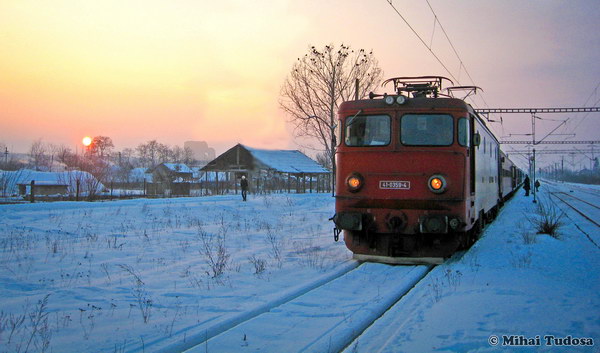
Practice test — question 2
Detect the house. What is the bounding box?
[129,167,153,183]
[148,163,193,196]
[6,169,105,198]
[200,144,331,193]
[18,181,68,197]
[150,163,193,183]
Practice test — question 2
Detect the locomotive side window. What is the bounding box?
[344,115,391,147]
[458,118,470,147]
[401,114,453,146]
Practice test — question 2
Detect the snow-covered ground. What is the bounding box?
[0,193,350,353]
[346,181,599,353]
[1,182,598,353]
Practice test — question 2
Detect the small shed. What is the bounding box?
[129,167,153,183]
[11,169,105,199]
[148,163,193,196]
[151,163,193,183]
[201,144,331,194]
[18,181,68,196]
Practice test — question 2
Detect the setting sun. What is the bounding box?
[82,136,92,147]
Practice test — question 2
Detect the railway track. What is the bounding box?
[181,262,433,353]
[545,183,600,249]
[549,191,600,228]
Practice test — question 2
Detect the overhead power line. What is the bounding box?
[422,0,488,108]
[385,1,460,86]
[476,107,600,114]
[509,150,598,154]
[500,140,600,145]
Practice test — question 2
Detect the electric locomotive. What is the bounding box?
[332,76,520,264]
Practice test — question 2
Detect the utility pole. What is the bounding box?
[531,114,538,203]
[476,106,600,199]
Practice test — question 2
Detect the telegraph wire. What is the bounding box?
[569,94,600,134]
[385,0,503,138]
[423,0,487,107]
[384,0,460,85]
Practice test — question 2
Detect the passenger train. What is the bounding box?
[332,76,523,264]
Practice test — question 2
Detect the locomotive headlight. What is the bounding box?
[396,95,407,104]
[428,175,447,193]
[346,173,364,193]
[384,95,395,105]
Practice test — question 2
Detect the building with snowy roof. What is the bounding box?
[146,163,194,196]
[200,144,331,194]
[0,169,105,199]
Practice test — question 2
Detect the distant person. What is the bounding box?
[523,175,531,196]
[240,175,248,201]
[534,180,541,192]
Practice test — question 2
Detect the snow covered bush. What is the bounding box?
[530,200,564,239]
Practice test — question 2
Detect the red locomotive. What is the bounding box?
[332,76,522,264]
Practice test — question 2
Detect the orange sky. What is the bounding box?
[1,0,599,168]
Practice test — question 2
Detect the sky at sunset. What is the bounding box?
[1,0,599,169]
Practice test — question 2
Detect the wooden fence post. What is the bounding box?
[76,179,80,201]
[30,180,35,203]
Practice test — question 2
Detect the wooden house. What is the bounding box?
[148,163,193,196]
[200,144,331,194]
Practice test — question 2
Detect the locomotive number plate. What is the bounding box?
[379,180,410,190]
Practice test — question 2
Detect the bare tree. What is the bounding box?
[0,141,5,165]
[121,148,135,165]
[280,43,383,178]
[58,156,108,200]
[90,136,114,158]
[0,169,31,197]
[157,143,171,164]
[316,151,332,170]
[171,145,183,163]
[0,142,24,171]
[136,140,161,168]
[182,146,195,165]
[29,139,52,171]
[53,144,74,168]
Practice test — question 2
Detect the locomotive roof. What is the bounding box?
[339,96,471,112]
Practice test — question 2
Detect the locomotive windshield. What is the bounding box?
[345,114,391,146]
[401,114,453,146]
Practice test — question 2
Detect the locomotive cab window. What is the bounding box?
[458,118,470,147]
[401,114,453,146]
[345,114,391,147]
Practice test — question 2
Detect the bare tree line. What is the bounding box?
[1,138,197,172]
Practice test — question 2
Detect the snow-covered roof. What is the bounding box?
[1,169,105,194]
[161,163,193,173]
[130,167,152,182]
[13,170,91,185]
[243,145,329,174]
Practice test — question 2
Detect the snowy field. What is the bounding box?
[0,193,351,352]
[1,182,599,352]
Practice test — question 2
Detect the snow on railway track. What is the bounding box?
[183,263,432,353]
[550,191,600,227]
[544,181,600,248]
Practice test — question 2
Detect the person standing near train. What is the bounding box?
[240,175,248,202]
[523,175,531,196]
